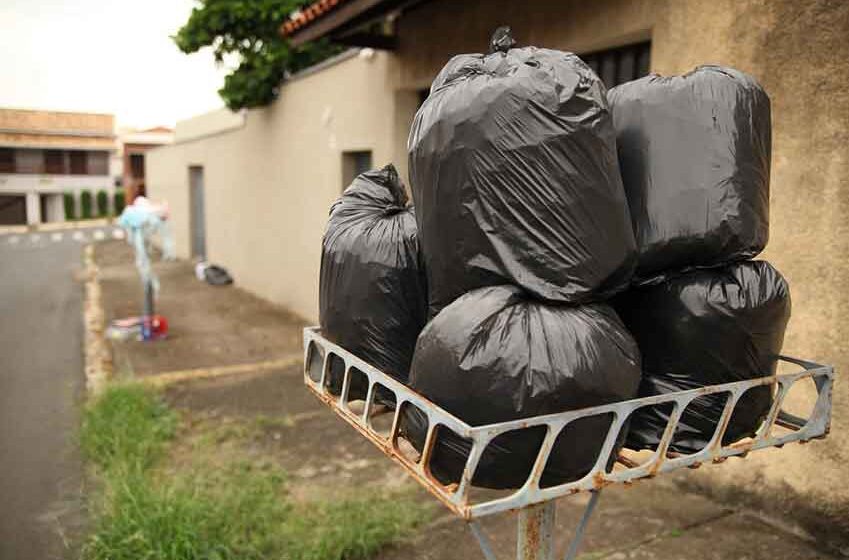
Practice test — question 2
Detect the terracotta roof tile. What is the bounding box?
[282,0,345,36]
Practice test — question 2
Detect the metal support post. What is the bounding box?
[517,501,556,560]
[142,278,154,340]
[563,490,602,560]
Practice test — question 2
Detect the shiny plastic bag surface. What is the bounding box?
[616,261,791,454]
[408,41,636,316]
[403,285,641,489]
[319,164,428,397]
[608,66,771,283]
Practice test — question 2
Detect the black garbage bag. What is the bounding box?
[408,29,636,316]
[607,66,771,284]
[319,164,428,398]
[203,264,233,286]
[401,285,641,489]
[616,261,791,454]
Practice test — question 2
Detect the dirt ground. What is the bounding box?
[95,240,839,560]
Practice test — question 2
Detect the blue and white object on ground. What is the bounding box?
[117,197,175,341]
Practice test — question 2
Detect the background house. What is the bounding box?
[147,0,849,544]
[0,108,116,225]
[119,126,174,202]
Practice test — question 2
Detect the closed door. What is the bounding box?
[189,166,206,259]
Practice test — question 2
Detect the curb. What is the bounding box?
[140,355,304,389]
[83,244,113,394]
[0,218,113,236]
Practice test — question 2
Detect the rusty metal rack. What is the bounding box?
[303,327,834,560]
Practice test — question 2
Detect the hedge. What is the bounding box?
[63,192,76,220]
[96,190,109,217]
[80,190,93,219]
[114,190,126,215]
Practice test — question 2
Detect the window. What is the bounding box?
[129,153,145,179]
[0,148,13,173]
[45,150,66,174]
[581,41,651,88]
[69,151,87,175]
[15,149,44,174]
[87,151,109,175]
[341,150,373,190]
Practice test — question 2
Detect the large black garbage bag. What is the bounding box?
[408,34,636,316]
[616,261,791,454]
[319,164,428,398]
[402,286,641,489]
[607,66,771,283]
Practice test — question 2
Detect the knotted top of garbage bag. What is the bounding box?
[332,163,408,220]
[489,25,516,53]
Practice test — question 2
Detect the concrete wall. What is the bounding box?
[147,50,408,322]
[396,0,849,546]
[173,108,245,143]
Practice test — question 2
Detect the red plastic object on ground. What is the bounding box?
[142,314,168,341]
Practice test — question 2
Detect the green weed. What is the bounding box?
[80,384,430,560]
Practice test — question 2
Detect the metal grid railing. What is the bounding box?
[303,327,833,521]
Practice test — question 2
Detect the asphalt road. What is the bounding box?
[0,226,119,559]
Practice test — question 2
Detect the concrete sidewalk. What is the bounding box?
[95,240,838,560]
[97,240,305,377]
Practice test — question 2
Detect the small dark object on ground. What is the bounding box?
[203,264,233,286]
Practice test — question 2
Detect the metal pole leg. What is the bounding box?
[469,520,499,560]
[142,279,154,340]
[563,490,602,560]
[517,501,556,560]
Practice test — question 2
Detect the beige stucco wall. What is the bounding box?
[147,49,409,322]
[172,108,245,143]
[396,0,849,545]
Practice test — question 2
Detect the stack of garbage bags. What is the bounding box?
[319,32,791,488]
[608,66,791,454]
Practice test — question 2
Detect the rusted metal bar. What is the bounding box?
[517,502,556,560]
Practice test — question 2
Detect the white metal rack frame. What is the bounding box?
[302,327,834,559]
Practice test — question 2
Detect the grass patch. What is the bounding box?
[287,496,427,560]
[80,384,430,560]
[83,464,290,560]
[81,384,177,473]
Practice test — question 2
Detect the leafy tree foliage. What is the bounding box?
[174,0,342,111]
